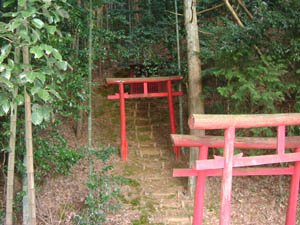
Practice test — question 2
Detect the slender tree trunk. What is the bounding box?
[24,85,36,225]
[76,0,83,138]
[6,88,18,225]
[6,35,20,225]
[174,0,184,153]
[97,4,104,76]
[22,7,36,221]
[184,0,205,195]
[88,0,93,178]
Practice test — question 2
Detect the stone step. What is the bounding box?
[159,199,182,209]
[139,148,161,157]
[150,215,192,225]
[164,216,192,224]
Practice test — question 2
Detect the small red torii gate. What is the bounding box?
[172,113,300,225]
[106,76,183,161]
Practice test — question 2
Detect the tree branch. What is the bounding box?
[223,0,263,58]
[165,10,183,16]
[237,0,254,20]
[224,0,244,27]
[197,3,225,14]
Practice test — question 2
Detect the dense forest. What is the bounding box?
[0,0,300,224]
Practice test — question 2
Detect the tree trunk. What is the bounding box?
[174,0,184,153]
[6,34,20,225]
[184,0,205,195]
[22,10,36,222]
[24,86,36,225]
[6,88,18,225]
[97,4,104,76]
[75,0,83,138]
[88,0,93,178]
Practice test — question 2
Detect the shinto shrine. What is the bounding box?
[106,76,183,161]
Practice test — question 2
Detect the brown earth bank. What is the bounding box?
[1,76,300,225]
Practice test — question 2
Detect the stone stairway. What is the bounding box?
[119,98,194,225]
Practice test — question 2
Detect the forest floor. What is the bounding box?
[2,76,300,224]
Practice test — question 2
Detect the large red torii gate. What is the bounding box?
[106,76,183,161]
[172,113,300,225]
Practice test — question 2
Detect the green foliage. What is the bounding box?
[0,206,4,225]
[200,0,300,115]
[74,145,125,225]
[0,0,70,123]
[33,130,84,183]
[10,120,83,183]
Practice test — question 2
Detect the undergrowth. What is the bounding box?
[74,145,126,225]
[0,206,4,224]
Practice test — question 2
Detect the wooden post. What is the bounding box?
[119,83,128,161]
[286,147,300,225]
[193,146,208,225]
[277,125,286,155]
[167,80,180,159]
[220,127,235,225]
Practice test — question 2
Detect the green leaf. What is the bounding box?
[18,0,27,7]
[8,19,22,31]
[2,70,11,80]
[42,0,52,4]
[15,94,24,105]
[0,77,13,89]
[40,106,51,121]
[32,110,43,125]
[0,44,11,64]
[38,89,51,102]
[0,65,5,72]
[52,48,62,61]
[55,61,68,71]
[30,86,40,95]
[20,71,36,83]
[21,7,37,18]
[37,73,46,84]
[42,44,54,55]
[49,89,61,100]
[32,18,44,29]
[8,59,14,68]
[20,29,31,42]
[2,100,10,114]
[56,8,70,19]
[296,69,300,74]
[31,28,41,43]
[30,46,44,59]
[0,22,8,33]
[46,25,56,35]
[4,0,15,8]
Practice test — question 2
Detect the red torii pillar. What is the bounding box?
[106,76,183,161]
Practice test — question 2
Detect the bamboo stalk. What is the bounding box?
[174,0,184,155]
[5,89,18,225]
[88,0,93,178]
[22,4,37,221]
[6,29,20,225]
[24,84,37,225]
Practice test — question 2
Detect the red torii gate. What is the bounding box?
[106,76,183,161]
[172,113,300,225]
